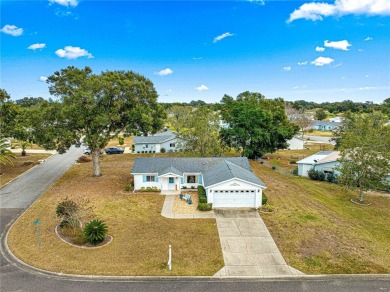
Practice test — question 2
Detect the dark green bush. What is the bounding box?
[289,160,297,164]
[160,147,166,153]
[84,219,108,245]
[199,197,207,204]
[118,136,124,145]
[198,203,212,211]
[262,193,268,205]
[272,166,276,170]
[308,169,325,181]
[292,167,299,176]
[197,185,207,206]
[124,184,131,191]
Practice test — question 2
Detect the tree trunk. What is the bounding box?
[359,188,364,203]
[21,149,26,156]
[92,149,101,177]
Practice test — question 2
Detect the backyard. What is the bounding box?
[251,161,390,274]
[7,153,223,276]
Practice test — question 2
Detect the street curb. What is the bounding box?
[0,153,56,189]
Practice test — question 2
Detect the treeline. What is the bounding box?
[285,99,390,114]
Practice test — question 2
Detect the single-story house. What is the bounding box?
[329,117,343,123]
[286,136,305,150]
[133,130,179,153]
[313,121,341,131]
[297,151,341,177]
[131,157,267,208]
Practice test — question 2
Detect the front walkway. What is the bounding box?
[161,195,215,219]
[214,209,304,277]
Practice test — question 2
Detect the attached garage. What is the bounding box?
[213,190,257,208]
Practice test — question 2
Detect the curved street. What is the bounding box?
[0,146,389,291]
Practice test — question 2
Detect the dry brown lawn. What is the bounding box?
[301,130,334,137]
[7,154,223,276]
[251,161,390,274]
[0,154,52,186]
[106,136,134,149]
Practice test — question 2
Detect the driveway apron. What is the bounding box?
[214,210,303,277]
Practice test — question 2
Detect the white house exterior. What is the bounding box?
[286,136,305,150]
[313,121,341,131]
[297,151,341,177]
[133,130,179,153]
[131,157,267,209]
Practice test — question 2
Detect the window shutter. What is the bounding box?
[181,177,184,184]
[156,176,159,182]
[143,175,146,182]
[199,174,203,184]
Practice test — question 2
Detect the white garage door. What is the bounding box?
[213,190,256,208]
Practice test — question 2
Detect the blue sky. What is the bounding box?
[1,0,389,103]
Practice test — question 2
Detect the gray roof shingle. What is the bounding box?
[131,157,266,188]
[133,130,176,144]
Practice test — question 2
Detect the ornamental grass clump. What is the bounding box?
[84,219,108,245]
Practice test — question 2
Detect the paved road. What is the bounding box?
[1,146,390,291]
[0,146,83,208]
[303,135,335,145]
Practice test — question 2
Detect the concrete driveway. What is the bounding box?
[214,209,303,277]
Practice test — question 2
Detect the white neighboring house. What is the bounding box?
[131,157,267,209]
[329,117,343,123]
[133,130,179,153]
[297,151,341,178]
[313,121,341,131]
[286,136,305,150]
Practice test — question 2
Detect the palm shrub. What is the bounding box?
[0,138,16,166]
[56,199,80,234]
[19,140,32,156]
[84,219,108,245]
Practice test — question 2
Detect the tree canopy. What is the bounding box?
[177,106,224,156]
[220,92,299,158]
[35,66,165,176]
[337,112,390,203]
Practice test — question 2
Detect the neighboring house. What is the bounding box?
[297,151,341,178]
[329,117,343,123]
[131,157,267,208]
[133,130,179,153]
[286,136,305,150]
[313,121,341,131]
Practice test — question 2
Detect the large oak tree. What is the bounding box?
[220,91,299,158]
[38,66,164,176]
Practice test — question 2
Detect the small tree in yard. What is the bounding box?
[0,138,16,166]
[34,66,165,177]
[337,112,390,203]
[19,140,31,156]
[56,199,80,234]
[84,219,108,245]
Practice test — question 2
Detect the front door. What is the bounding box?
[168,177,175,190]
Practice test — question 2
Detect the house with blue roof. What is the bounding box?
[131,157,267,208]
[133,130,179,153]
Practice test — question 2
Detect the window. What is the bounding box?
[170,143,175,148]
[187,175,197,183]
[145,144,149,148]
[146,175,155,182]
[169,177,174,184]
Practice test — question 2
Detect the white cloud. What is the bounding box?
[293,85,307,89]
[324,40,351,51]
[315,46,325,52]
[49,0,78,7]
[287,0,390,23]
[311,56,334,66]
[297,61,308,66]
[365,75,369,78]
[55,46,94,59]
[359,86,376,90]
[39,76,48,82]
[195,84,209,91]
[154,68,173,76]
[28,43,46,50]
[358,49,364,52]
[282,66,292,72]
[365,36,373,41]
[1,24,23,36]
[247,0,265,5]
[193,57,202,60]
[213,32,234,43]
